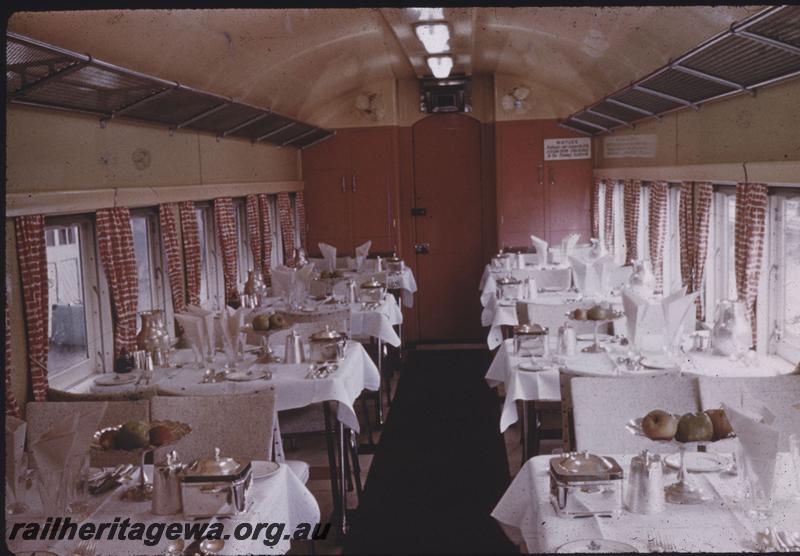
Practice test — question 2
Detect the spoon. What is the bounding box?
[199,538,225,555]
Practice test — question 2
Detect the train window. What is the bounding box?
[268,195,283,267]
[195,205,225,310]
[782,198,800,341]
[638,185,650,266]
[44,218,107,387]
[234,199,254,290]
[131,211,172,334]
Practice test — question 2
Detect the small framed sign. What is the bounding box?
[544,137,592,161]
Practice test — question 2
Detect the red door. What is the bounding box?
[412,115,484,342]
[304,167,352,254]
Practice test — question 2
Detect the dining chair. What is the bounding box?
[697,375,800,450]
[26,400,150,468]
[571,375,701,454]
[150,390,276,463]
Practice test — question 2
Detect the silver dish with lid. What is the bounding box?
[180,448,252,518]
[308,325,347,362]
[491,252,513,270]
[513,323,549,355]
[359,277,387,303]
[496,276,522,301]
[549,451,623,518]
[386,256,405,273]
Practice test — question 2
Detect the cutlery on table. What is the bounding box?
[72,539,96,556]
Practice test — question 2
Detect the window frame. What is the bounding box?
[195,203,226,310]
[44,215,112,389]
[767,190,800,362]
[130,208,174,337]
[233,198,254,291]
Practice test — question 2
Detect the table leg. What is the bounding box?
[322,402,342,530]
[375,339,385,427]
[338,419,348,537]
[521,401,529,464]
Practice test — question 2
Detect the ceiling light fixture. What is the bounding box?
[412,7,445,21]
[414,22,450,54]
[427,55,453,79]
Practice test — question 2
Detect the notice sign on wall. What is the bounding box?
[603,134,658,158]
[543,137,591,161]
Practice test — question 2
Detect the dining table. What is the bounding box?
[67,340,380,539]
[308,261,418,308]
[492,451,800,553]
[486,337,796,435]
[6,463,320,555]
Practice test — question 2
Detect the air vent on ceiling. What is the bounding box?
[419,76,472,114]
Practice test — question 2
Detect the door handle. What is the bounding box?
[414,243,430,254]
[538,163,543,185]
[549,166,555,186]
[352,175,357,193]
[341,176,346,193]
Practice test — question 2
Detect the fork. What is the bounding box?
[73,539,97,556]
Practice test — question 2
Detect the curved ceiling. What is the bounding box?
[8,7,761,126]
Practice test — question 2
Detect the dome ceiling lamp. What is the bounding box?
[501,85,531,112]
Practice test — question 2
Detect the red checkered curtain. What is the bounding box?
[96,208,139,357]
[257,194,274,280]
[623,180,641,264]
[213,197,239,305]
[591,178,602,239]
[692,183,713,319]
[678,182,695,289]
[245,195,263,272]
[734,183,768,346]
[14,215,49,402]
[5,293,20,417]
[277,192,296,262]
[179,201,202,306]
[159,204,186,313]
[648,181,669,294]
[679,182,714,318]
[296,191,307,249]
[603,181,615,252]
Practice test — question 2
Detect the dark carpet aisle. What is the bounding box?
[344,349,517,554]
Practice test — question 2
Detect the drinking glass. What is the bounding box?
[789,433,800,501]
[6,453,31,515]
[37,468,69,515]
[741,452,777,519]
[66,454,91,519]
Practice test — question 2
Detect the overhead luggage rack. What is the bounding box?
[5,31,334,149]
[560,5,800,136]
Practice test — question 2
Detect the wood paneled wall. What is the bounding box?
[495,119,592,248]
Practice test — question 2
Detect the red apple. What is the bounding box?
[641,409,678,441]
[704,409,734,441]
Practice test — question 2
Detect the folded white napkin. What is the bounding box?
[562,233,580,259]
[621,287,648,349]
[220,306,248,354]
[175,313,207,357]
[185,304,216,357]
[569,254,613,296]
[661,287,697,347]
[355,241,372,272]
[724,402,780,499]
[29,403,106,503]
[5,416,27,492]
[530,235,549,268]
[318,243,337,273]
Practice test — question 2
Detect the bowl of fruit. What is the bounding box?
[628,408,735,504]
[92,420,191,501]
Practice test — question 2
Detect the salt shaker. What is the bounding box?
[153,450,183,515]
[558,323,577,356]
[625,450,665,514]
[517,252,526,269]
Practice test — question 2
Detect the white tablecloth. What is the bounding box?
[485,338,796,432]
[7,464,320,555]
[492,452,800,553]
[309,261,417,308]
[348,295,402,346]
[79,342,380,433]
[480,265,573,307]
[482,292,588,349]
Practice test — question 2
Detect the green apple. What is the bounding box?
[641,409,678,441]
[269,313,286,330]
[115,420,150,450]
[587,305,605,320]
[252,314,271,331]
[675,412,714,443]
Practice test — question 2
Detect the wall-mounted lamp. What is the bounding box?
[414,22,450,54]
[426,55,454,79]
[501,85,531,112]
[355,92,385,121]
